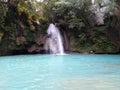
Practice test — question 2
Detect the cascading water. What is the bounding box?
[45,23,64,55]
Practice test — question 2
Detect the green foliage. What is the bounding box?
[44,0,118,53]
[0,1,8,31]
[0,1,8,55]
[0,0,46,55]
[0,0,119,55]
[45,0,91,25]
[18,0,46,20]
[0,0,19,55]
[71,28,117,53]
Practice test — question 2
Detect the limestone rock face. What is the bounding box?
[16,36,26,45]
[36,35,46,45]
[28,35,46,53]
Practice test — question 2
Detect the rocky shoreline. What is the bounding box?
[2,50,117,56]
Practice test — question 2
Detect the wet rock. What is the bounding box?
[16,36,26,45]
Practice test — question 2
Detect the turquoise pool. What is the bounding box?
[0,54,120,90]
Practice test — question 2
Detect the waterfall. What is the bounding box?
[45,23,64,55]
[91,0,95,4]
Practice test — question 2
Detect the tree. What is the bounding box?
[43,0,117,53]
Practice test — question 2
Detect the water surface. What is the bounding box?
[0,54,120,90]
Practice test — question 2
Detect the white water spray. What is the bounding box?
[45,23,64,55]
[91,0,95,4]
